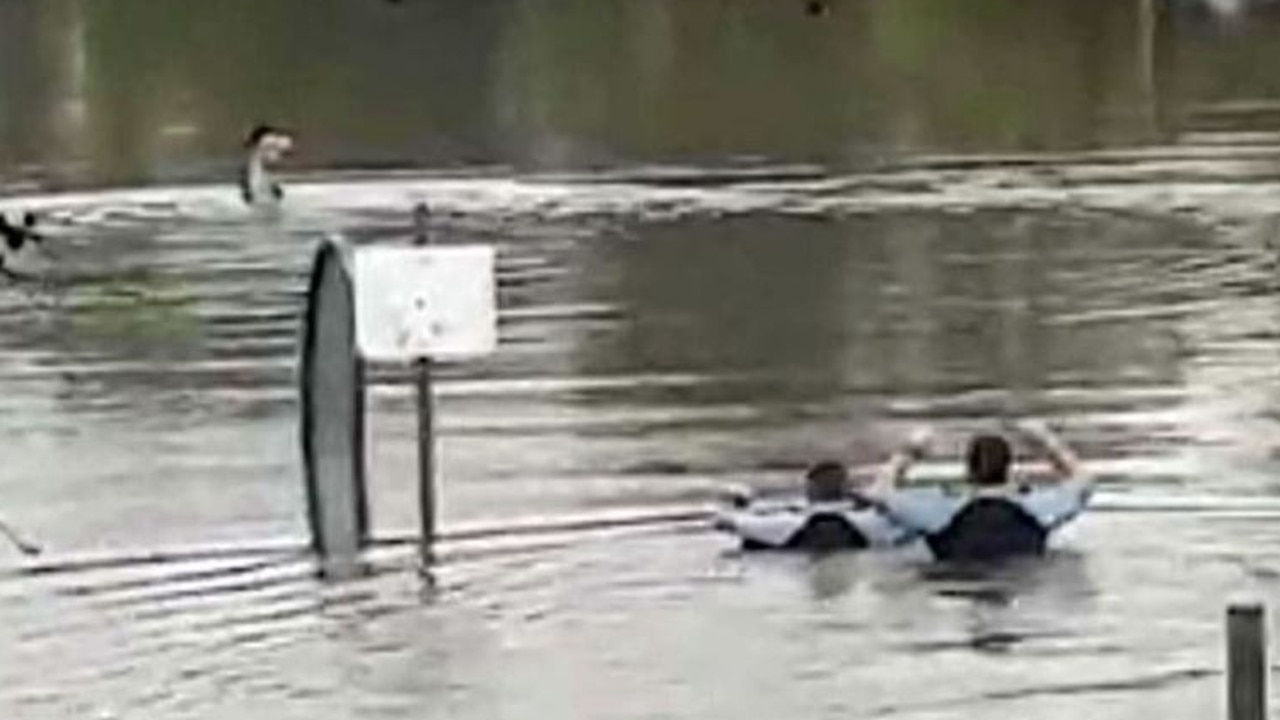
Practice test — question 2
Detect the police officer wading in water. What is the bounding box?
[862,420,1091,562]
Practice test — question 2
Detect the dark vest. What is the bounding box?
[926,497,1047,562]
[779,512,870,552]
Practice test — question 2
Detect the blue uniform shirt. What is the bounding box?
[881,480,1093,537]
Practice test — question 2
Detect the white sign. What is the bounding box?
[353,245,497,362]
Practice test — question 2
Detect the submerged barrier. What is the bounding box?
[298,204,496,578]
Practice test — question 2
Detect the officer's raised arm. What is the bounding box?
[1008,419,1086,485]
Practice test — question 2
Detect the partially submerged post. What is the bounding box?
[411,203,437,566]
[1227,602,1267,720]
[299,237,370,579]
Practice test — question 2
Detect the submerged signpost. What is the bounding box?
[412,204,437,566]
[300,203,497,578]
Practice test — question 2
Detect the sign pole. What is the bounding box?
[350,205,494,573]
[412,203,437,568]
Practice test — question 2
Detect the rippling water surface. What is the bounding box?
[6,1,1280,718]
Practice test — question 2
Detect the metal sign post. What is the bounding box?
[412,203,437,567]
[300,205,496,579]
[351,205,497,569]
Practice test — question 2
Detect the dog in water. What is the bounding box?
[0,212,43,278]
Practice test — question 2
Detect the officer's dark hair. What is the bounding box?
[805,461,850,502]
[966,434,1012,487]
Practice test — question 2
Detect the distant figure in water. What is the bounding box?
[863,420,1091,562]
[0,212,42,278]
[240,124,294,206]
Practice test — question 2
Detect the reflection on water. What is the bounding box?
[4,0,1280,718]
[3,0,1280,187]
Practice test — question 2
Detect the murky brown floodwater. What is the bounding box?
[5,1,1280,718]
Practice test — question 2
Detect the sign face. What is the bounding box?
[353,245,497,361]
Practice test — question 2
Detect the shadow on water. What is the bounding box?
[740,542,1096,615]
[911,549,1101,661]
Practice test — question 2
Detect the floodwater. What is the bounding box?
[4,0,1280,718]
